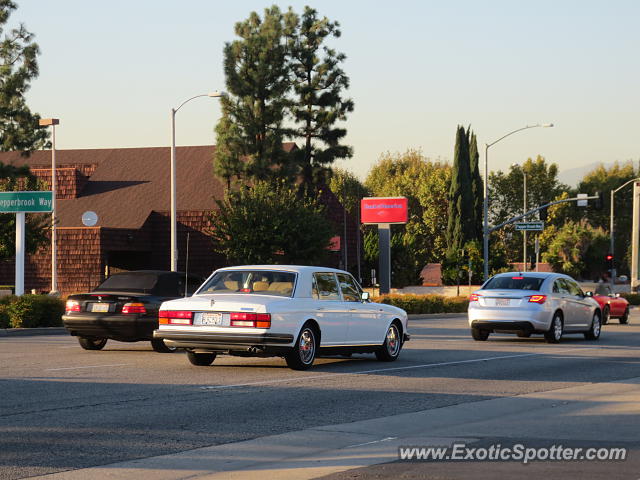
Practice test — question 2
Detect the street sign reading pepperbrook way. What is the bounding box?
[0,191,53,212]
[515,221,544,231]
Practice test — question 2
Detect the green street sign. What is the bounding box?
[0,191,53,213]
[515,221,544,231]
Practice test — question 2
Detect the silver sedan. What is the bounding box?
[468,272,602,343]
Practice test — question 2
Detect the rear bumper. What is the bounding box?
[153,329,294,352]
[470,320,538,333]
[62,314,157,341]
[468,308,551,331]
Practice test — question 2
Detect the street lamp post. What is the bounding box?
[610,177,640,289]
[483,123,553,280]
[39,118,60,294]
[170,91,226,272]
[511,164,528,271]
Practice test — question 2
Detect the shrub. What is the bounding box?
[374,294,468,314]
[619,293,640,306]
[6,295,64,328]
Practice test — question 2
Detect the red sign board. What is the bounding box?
[361,197,408,224]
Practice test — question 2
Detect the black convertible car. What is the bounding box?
[62,270,203,352]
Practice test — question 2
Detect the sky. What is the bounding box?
[14,0,640,183]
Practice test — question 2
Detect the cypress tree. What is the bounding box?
[468,128,483,242]
[446,125,475,254]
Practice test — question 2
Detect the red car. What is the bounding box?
[589,284,630,324]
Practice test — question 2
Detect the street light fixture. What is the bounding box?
[483,123,553,280]
[609,177,640,289]
[170,91,226,272]
[39,118,60,295]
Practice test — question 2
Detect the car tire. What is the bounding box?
[78,337,107,350]
[620,306,630,324]
[584,311,602,340]
[471,327,490,341]
[602,306,610,325]
[545,313,563,343]
[187,351,216,366]
[517,331,531,338]
[150,338,176,353]
[285,324,318,370]
[375,322,402,362]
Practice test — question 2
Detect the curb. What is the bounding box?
[0,327,67,337]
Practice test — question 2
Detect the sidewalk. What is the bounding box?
[0,327,66,337]
[30,377,640,480]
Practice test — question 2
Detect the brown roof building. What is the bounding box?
[0,145,357,295]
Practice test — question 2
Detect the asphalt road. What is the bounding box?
[1,313,639,479]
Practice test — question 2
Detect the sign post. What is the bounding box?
[361,197,408,294]
[0,191,53,295]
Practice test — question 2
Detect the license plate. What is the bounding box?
[495,298,510,306]
[91,303,110,313]
[201,312,223,326]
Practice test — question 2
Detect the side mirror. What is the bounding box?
[585,291,593,297]
[361,291,370,302]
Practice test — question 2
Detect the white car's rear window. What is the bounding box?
[484,276,545,291]
[197,270,296,297]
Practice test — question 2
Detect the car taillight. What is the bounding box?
[528,295,547,304]
[159,310,193,325]
[469,294,480,302]
[122,303,146,314]
[65,300,81,313]
[230,312,271,328]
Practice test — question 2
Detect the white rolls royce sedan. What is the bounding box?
[153,265,409,370]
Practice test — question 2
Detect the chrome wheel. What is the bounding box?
[553,317,563,341]
[298,328,316,364]
[385,325,401,357]
[585,311,601,340]
[286,324,318,370]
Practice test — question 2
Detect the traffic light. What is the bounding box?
[594,191,604,210]
[605,253,614,271]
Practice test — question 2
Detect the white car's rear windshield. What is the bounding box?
[197,270,296,297]
[484,276,545,291]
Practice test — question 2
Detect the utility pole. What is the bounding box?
[631,182,640,291]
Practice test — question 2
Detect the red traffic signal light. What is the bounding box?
[605,254,613,262]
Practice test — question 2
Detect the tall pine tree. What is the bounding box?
[0,0,49,152]
[286,7,354,191]
[214,6,294,187]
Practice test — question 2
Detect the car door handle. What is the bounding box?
[316,307,325,311]
[349,308,357,312]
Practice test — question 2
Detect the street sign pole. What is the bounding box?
[378,223,391,295]
[632,183,640,291]
[15,212,25,295]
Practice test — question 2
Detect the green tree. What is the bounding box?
[365,149,451,287]
[214,6,294,187]
[0,1,49,152]
[576,161,637,275]
[0,163,49,260]
[488,155,569,263]
[468,129,483,241]
[287,7,354,191]
[541,220,608,279]
[209,180,334,265]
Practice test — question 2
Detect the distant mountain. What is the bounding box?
[557,162,603,188]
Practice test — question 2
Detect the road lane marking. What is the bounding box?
[46,363,129,371]
[201,349,581,391]
[346,436,398,448]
